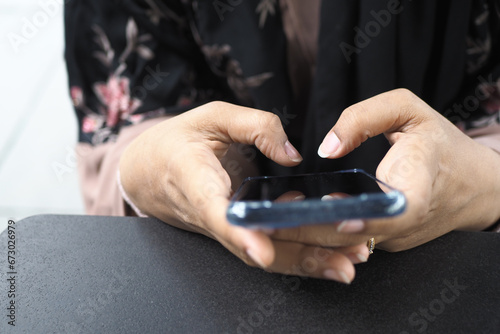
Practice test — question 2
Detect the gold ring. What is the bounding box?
[367,238,375,254]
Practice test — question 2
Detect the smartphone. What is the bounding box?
[226,169,406,229]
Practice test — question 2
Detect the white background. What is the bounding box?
[0,0,85,234]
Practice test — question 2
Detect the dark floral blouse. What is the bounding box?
[65,0,500,173]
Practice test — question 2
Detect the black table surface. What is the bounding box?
[0,215,499,333]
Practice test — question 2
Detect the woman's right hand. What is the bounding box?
[119,102,370,283]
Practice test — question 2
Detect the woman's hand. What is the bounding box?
[119,102,370,283]
[317,89,500,251]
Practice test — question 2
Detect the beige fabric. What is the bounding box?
[77,115,260,217]
[465,125,500,231]
[466,125,500,154]
[279,0,321,98]
[279,0,321,139]
[77,117,169,216]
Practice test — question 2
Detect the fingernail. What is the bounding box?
[246,249,266,268]
[324,269,351,284]
[336,219,365,233]
[318,132,340,158]
[321,194,342,201]
[321,195,334,201]
[347,253,367,264]
[284,140,303,162]
[293,195,306,201]
[356,253,368,263]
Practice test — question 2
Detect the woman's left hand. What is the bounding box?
[273,89,500,252]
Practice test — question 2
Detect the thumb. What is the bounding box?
[195,101,303,166]
[317,89,430,159]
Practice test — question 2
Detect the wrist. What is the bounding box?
[117,170,147,217]
[488,150,500,228]
[457,142,500,231]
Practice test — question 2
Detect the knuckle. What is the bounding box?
[394,88,414,100]
[274,226,307,244]
[343,104,368,129]
[343,103,368,121]
[392,88,421,120]
[393,88,420,110]
[251,112,286,155]
[286,226,306,244]
[264,112,284,132]
[203,101,231,126]
[340,104,373,144]
[291,226,307,243]
[205,100,228,111]
[248,110,268,129]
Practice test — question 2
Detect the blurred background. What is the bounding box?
[0,0,85,233]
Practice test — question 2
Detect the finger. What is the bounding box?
[318,88,432,159]
[269,240,356,284]
[179,151,277,266]
[211,200,358,284]
[271,223,372,248]
[180,153,364,277]
[191,101,303,166]
[274,191,305,202]
[333,244,371,264]
[207,195,277,268]
[366,138,435,240]
[322,192,350,200]
[164,134,361,281]
[332,140,436,249]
